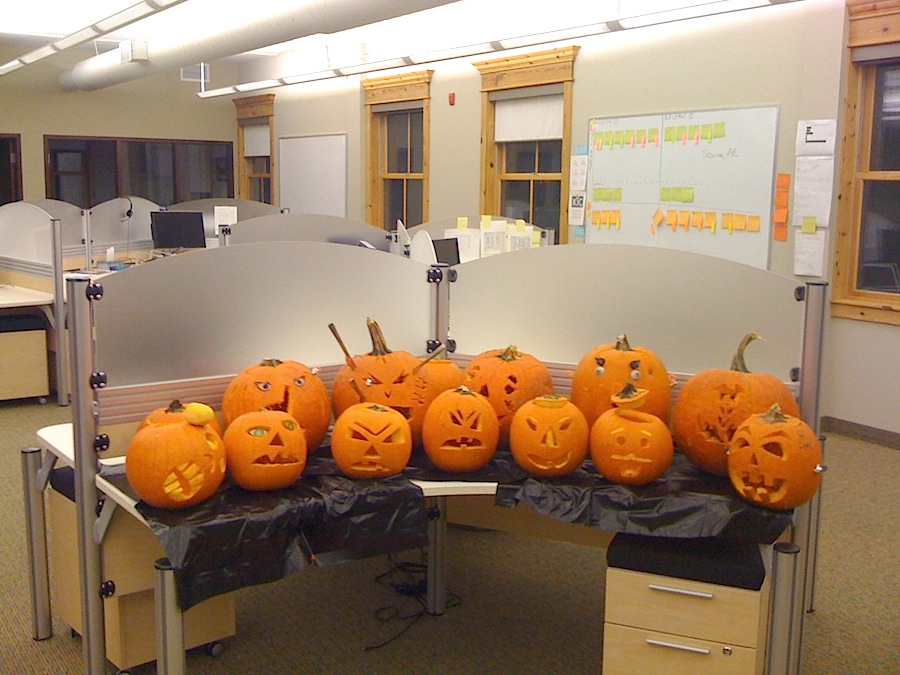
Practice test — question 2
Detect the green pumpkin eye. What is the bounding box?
[282,420,297,431]
[248,426,269,437]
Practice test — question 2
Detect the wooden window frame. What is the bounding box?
[833,1,900,325]
[1,134,23,206]
[363,71,432,229]
[475,46,578,244]
[234,94,275,205]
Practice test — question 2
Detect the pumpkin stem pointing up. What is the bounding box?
[499,345,523,361]
[166,399,186,413]
[615,334,631,351]
[760,403,786,424]
[328,323,358,369]
[367,317,393,356]
[260,358,283,368]
[412,343,447,375]
[730,332,761,373]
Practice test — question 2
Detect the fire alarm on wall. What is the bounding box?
[449,92,456,106]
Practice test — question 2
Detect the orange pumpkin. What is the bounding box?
[590,384,674,486]
[331,402,412,479]
[223,409,308,491]
[727,404,825,510]
[138,399,223,437]
[125,404,226,509]
[422,386,500,473]
[570,334,671,428]
[510,394,589,477]
[672,333,801,476]
[222,358,331,451]
[409,356,465,447]
[464,345,554,444]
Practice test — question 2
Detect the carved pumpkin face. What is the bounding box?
[510,395,589,477]
[223,409,308,491]
[222,358,331,451]
[464,346,554,445]
[590,391,674,486]
[422,386,500,473]
[672,333,801,476]
[408,357,465,447]
[727,404,824,510]
[126,408,226,509]
[331,403,412,479]
[571,335,671,429]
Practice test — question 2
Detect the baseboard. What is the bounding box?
[820,417,900,450]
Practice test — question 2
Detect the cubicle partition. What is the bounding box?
[228,212,391,250]
[23,240,825,674]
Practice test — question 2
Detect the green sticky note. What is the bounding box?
[802,216,817,234]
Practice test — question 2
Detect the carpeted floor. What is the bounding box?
[1,398,897,674]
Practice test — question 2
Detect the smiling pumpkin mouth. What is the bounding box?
[527,451,572,469]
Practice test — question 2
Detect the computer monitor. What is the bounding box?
[432,237,460,266]
[150,211,207,250]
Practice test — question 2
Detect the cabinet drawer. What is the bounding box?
[603,622,759,675]
[605,568,766,647]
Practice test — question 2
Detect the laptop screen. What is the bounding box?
[432,237,461,266]
[150,211,207,250]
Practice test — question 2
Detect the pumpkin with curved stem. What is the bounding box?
[222,358,331,451]
[463,345,554,445]
[571,334,671,428]
[727,404,825,510]
[223,409,307,491]
[590,383,674,486]
[509,394,589,477]
[138,399,223,437]
[422,386,500,473]
[126,405,226,509]
[331,402,412,479]
[672,333,801,476]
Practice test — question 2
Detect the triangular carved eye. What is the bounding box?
[450,410,482,430]
[762,442,784,457]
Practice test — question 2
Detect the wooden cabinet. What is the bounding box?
[0,328,48,400]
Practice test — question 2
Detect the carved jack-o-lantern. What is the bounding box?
[510,395,589,477]
[571,334,672,428]
[331,403,412,479]
[422,386,500,473]
[464,345,554,445]
[590,385,674,486]
[408,356,465,447]
[727,404,825,510]
[222,358,331,451]
[126,405,226,509]
[223,409,308,491]
[673,333,801,476]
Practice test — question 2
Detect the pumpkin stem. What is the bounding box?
[412,343,447,375]
[166,400,186,413]
[260,358,283,368]
[760,403,787,424]
[616,382,640,399]
[454,385,478,396]
[328,322,358,369]
[348,377,366,403]
[367,317,393,356]
[730,332,761,372]
[615,334,631,351]
[499,345,522,362]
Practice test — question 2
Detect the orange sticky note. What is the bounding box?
[722,213,735,233]
[774,223,788,242]
[691,211,703,229]
[612,211,621,229]
[747,215,761,232]
[775,189,790,208]
[705,212,717,232]
[667,210,678,231]
[777,173,792,190]
[678,211,690,230]
[774,206,789,225]
[734,214,747,231]
[652,208,665,227]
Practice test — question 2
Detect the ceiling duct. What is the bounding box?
[59,0,460,91]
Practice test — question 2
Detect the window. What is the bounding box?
[475,47,578,244]
[44,136,233,208]
[1,134,22,206]
[234,95,275,205]
[834,3,900,325]
[364,71,432,229]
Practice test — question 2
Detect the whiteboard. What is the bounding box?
[278,134,347,217]
[585,106,778,269]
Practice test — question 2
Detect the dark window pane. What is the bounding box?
[249,177,271,203]
[123,141,175,205]
[384,178,405,226]
[858,181,900,293]
[506,142,537,173]
[533,180,561,233]
[386,113,409,173]
[501,180,531,221]
[410,111,423,174]
[537,140,562,173]
[871,64,900,171]
[176,143,232,201]
[406,179,423,226]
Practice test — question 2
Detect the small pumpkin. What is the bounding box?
[422,386,500,473]
[590,384,674,486]
[125,404,226,509]
[223,409,308,491]
[727,404,825,510]
[222,358,331,451]
[138,399,223,437]
[509,394,589,477]
[570,334,671,428]
[331,402,412,479]
[672,333,801,476]
[464,345,554,444]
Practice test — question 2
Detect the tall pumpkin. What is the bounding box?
[464,345,554,444]
[222,358,331,451]
[571,335,671,428]
[672,333,801,476]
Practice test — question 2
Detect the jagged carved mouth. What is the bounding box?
[252,452,302,465]
[440,438,485,451]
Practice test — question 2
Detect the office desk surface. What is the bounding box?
[0,284,53,309]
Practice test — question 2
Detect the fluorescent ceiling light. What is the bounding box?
[280,71,339,85]
[52,27,102,51]
[0,61,25,76]
[618,0,769,28]
[498,23,611,50]
[19,46,59,64]
[408,43,496,65]
[233,80,282,92]
[197,86,238,99]
[337,57,413,76]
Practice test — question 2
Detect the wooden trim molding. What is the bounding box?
[363,70,433,106]
[233,94,275,121]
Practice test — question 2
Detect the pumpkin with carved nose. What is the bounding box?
[422,386,500,473]
[223,409,308,491]
[727,404,825,510]
[509,394,589,477]
[331,402,412,479]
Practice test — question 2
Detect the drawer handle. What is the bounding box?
[646,638,711,655]
[648,583,714,599]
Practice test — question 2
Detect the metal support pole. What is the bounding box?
[767,542,801,675]
[50,218,69,405]
[68,275,107,674]
[429,264,454,355]
[21,446,54,641]
[82,209,93,271]
[426,496,448,616]
[154,558,185,675]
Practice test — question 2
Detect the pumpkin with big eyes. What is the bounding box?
[223,409,308,491]
[509,395,589,477]
[331,403,412,479]
[727,404,825,510]
[422,386,500,473]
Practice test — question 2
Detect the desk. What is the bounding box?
[0,285,54,401]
